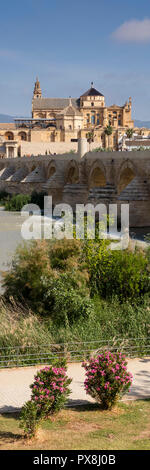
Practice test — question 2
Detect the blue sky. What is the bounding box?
[0,0,150,119]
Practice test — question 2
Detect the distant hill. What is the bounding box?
[0,114,150,128]
[0,114,15,123]
[134,120,150,129]
[0,114,27,123]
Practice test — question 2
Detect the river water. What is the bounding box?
[0,208,150,293]
[0,209,62,293]
[0,209,28,292]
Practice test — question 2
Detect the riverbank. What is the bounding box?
[0,208,149,293]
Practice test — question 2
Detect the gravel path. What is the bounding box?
[0,358,150,413]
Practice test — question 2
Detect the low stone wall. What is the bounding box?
[20,141,78,156]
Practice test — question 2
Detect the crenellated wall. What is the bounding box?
[0,150,150,227]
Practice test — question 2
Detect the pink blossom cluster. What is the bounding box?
[30,364,71,412]
[82,351,133,407]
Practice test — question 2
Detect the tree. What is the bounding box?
[104,125,113,149]
[126,128,134,139]
[86,130,94,151]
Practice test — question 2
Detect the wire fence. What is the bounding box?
[0,337,150,368]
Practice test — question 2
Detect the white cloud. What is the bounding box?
[112,18,150,43]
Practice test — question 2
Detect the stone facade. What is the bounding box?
[1,79,150,158]
[31,79,134,150]
[0,79,136,158]
[0,149,150,228]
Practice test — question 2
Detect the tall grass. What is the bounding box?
[0,295,150,367]
[1,238,150,366]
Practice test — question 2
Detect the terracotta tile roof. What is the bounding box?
[126,139,150,146]
[32,98,80,110]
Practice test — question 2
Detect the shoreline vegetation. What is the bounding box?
[0,234,150,367]
[0,217,150,450]
[0,191,46,212]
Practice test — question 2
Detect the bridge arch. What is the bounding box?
[30,164,36,173]
[117,160,136,194]
[47,161,56,179]
[65,160,79,184]
[88,160,106,188]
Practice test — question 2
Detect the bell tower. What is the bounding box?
[33,77,42,99]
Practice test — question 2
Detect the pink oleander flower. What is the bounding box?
[82,351,133,410]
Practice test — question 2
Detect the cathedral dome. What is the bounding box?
[80,82,104,97]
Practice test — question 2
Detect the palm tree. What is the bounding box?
[104,125,113,149]
[86,130,94,151]
[126,128,134,139]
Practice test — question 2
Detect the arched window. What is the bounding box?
[97,113,100,125]
[18,132,27,141]
[91,114,95,125]
[5,132,14,141]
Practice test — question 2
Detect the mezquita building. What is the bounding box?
[0,78,149,158]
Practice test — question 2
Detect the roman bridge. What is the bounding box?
[0,150,150,227]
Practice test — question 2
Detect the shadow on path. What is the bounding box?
[0,430,22,441]
[0,405,21,414]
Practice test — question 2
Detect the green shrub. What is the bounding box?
[20,400,39,438]
[3,237,150,330]
[84,240,150,301]
[48,239,81,270]
[43,273,94,324]
[82,352,133,409]
[20,365,72,438]
[3,240,91,321]
[3,191,47,211]
[3,191,48,211]
[3,241,52,313]
[5,194,31,211]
